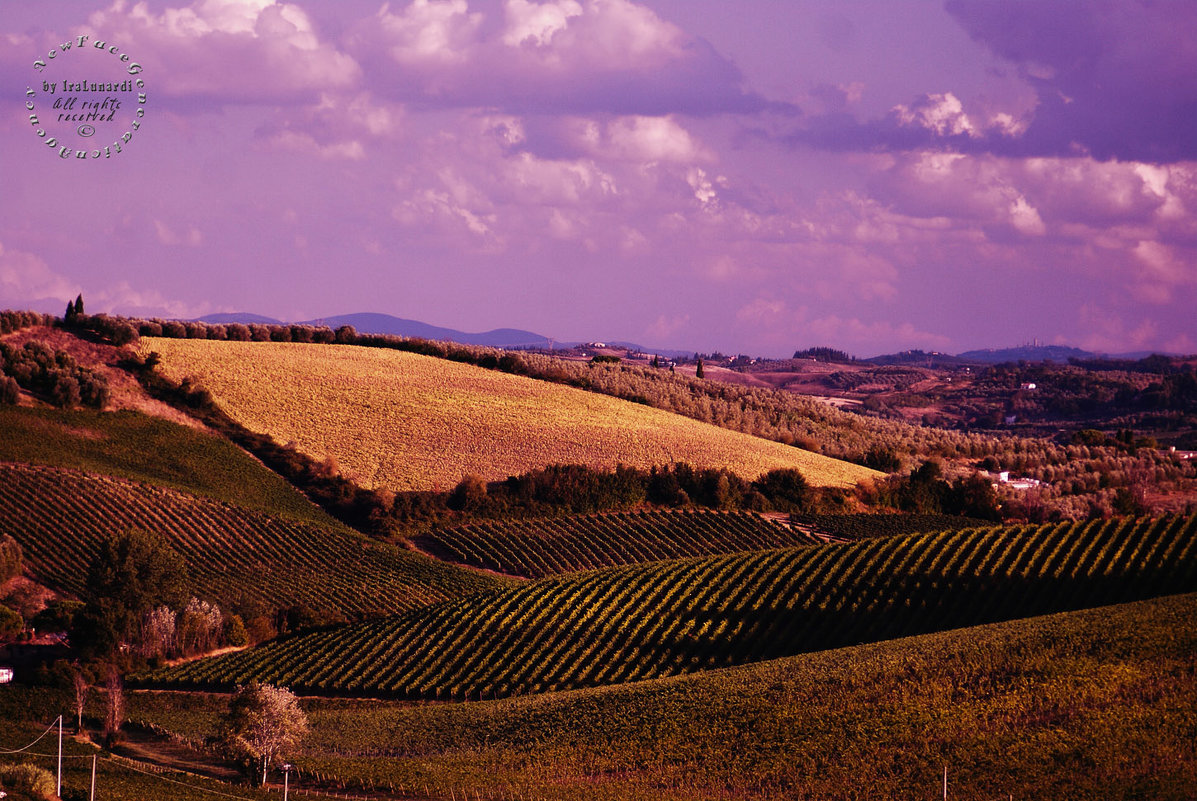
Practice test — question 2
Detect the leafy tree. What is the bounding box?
[76,529,188,657]
[223,614,249,647]
[30,599,83,634]
[218,682,309,786]
[0,534,22,584]
[448,474,488,511]
[0,375,18,405]
[753,468,811,512]
[862,446,902,473]
[0,605,23,641]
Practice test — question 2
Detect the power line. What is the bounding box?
[0,719,57,754]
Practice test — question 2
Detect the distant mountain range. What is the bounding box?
[196,312,704,356]
[199,312,555,350]
[867,344,1172,366]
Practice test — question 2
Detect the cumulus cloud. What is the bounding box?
[788,2,1195,163]
[945,0,1197,161]
[349,0,772,115]
[81,0,361,103]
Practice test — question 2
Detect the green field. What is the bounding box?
[0,462,504,617]
[140,515,1197,698]
[0,405,343,530]
[111,593,1197,800]
[416,509,819,578]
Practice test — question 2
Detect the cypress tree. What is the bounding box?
[696,358,705,379]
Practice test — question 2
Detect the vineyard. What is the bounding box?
[793,513,993,542]
[415,510,820,578]
[0,404,344,530]
[141,514,1197,698]
[0,463,504,619]
[140,338,880,492]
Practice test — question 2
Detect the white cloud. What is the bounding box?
[0,242,77,308]
[503,0,582,47]
[85,0,360,101]
[375,0,483,66]
[893,92,977,137]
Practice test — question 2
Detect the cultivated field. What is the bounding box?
[416,509,820,578]
[141,339,880,492]
[141,514,1197,698]
[0,404,340,529]
[118,593,1197,801]
[0,463,502,618]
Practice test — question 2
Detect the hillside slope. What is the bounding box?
[0,404,342,530]
[142,339,881,492]
[0,463,504,617]
[132,593,1196,801]
[141,514,1197,697]
[415,510,820,579]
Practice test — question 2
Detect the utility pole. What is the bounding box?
[283,763,293,801]
[943,764,948,800]
[57,715,63,798]
[90,753,97,801]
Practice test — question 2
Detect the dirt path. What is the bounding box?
[111,724,241,782]
[111,724,428,800]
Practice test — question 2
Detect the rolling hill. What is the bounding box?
[140,514,1197,698]
[141,338,881,492]
[415,509,821,579]
[0,462,504,618]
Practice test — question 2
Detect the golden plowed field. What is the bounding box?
[143,339,880,492]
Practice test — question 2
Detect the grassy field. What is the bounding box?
[0,405,343,530]
[0,462,505,617]
[116,592,1197,800]
[141,339,881,492]
[140,514,1197,698]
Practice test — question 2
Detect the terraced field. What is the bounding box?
[141,514,1197,698]
[416,510,820,578]
[141,339,881,492]
[0,463,504,618]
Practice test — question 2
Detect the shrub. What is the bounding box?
[0,763,57,800]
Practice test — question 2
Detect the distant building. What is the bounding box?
[1020,382,1037,390]
[0,667,13,684]
[993,471,1042,490]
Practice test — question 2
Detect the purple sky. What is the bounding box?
[2,0,1195,357]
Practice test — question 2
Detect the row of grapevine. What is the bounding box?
[415,510,820,578]
[0,462,502,619]
[141,513,1197,698]
[793,513,994,542]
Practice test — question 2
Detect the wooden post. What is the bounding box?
[90,753,97,801]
